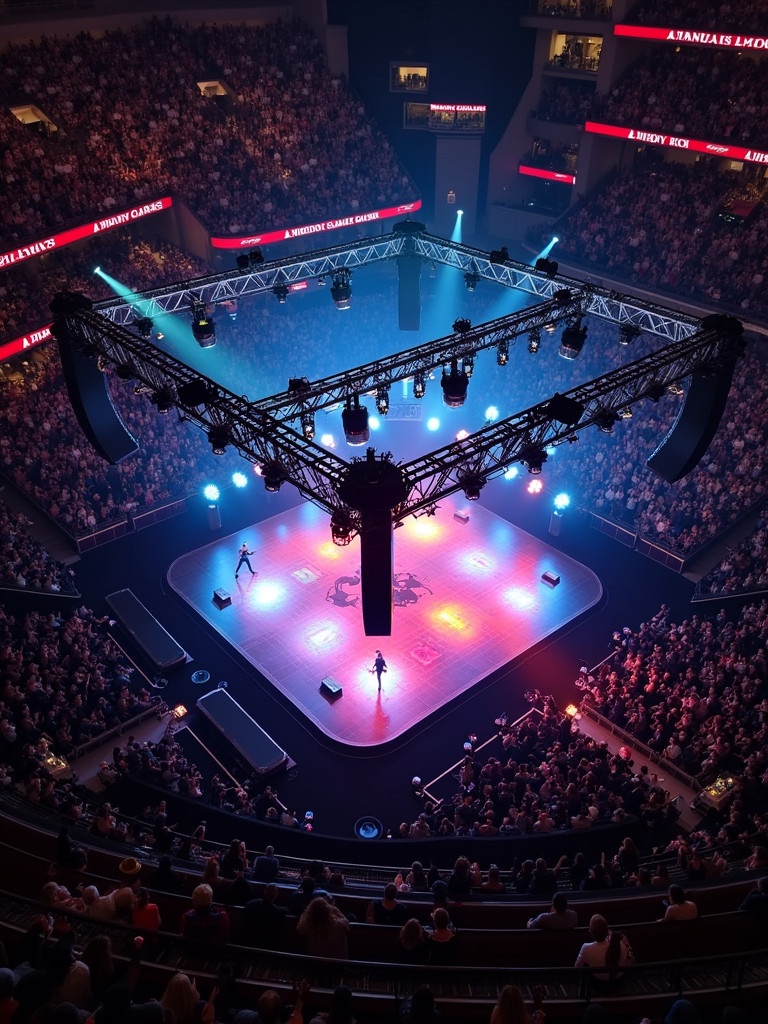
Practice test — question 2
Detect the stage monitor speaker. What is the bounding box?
[453,510,470,524]
[320,676,343,699]
[207,503,221,530]
[397,256,421,331]
[541,570,560,587]
[213,589,231,608]
[359,508,394,636]
[647,357,738,483]
[57,339,139,464]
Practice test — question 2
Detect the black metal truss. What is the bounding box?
[94,224,698,345]
[63,309,352,520]
[252,291,584,419]
[58,303,742,539]
[394,322,744,518]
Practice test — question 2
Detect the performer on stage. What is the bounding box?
[235,542,256,578]
[370,650,387,691]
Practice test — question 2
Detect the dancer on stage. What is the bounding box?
[235,542,256,578]
[370,650,387,691]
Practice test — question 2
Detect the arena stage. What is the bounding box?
[167,497,602,747]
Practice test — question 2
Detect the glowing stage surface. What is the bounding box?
[168,497,602,747]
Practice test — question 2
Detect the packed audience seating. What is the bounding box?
[0,603,159,776]
[625,0,767,33]
[554,161,768,321]
[1,229,212,353]
[0,498,78,594]
[0,346,243,535]
[579,600,768,802]
[591,47,768,147]
[0,17,415,249]
[697,507,768,597]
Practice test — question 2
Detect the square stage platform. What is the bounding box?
[167,497,601,747]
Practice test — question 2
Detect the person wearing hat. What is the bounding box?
[118,857,142,890]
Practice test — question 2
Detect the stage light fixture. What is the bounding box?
[559,317,587,360]
[134,383,151,396]
[458,470,484,501]
[535,257,559,279]
[453,317,472,335]
[330,510,355,546]
[207,422,232,455]
[441,358,469,408]
[619,406,633,419]
[375,386,390,415]
[668,382,684,396]
[646,381,666,402]
[330,268,352,310]
[594,407,619,434]
[528,328,541,354]
[261,459,287,492]
[462,353,475,378]
[317,275,327,286]
[133,316,153,339]
[232,472,248,488]
[413,372,426,399]
[300,410,315,440]
[496,339,509,365]
[191,301,216,348]
[273,284,289,304]
[619,324,641,346]
[203,484,220,502]
[489,246,510,264]
[554,492,571,510]
[464,271,480,292]
[520,445,547,475]
[342,395,370,446]
[151,386,175,414]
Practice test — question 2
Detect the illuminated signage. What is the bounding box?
[584,121,768,164]
[615,25,768,49]
[0,324,53,361]
[0,197,173,272]
[519,164,576,185]
[210,199,423,249]
[429,104,487,113]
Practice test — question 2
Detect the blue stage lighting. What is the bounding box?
[427,416,440,431]
[504,465,519,480]
[485,405,499,422]
[203,484,220,502]
[554,492,571,510]
[232,472,248,489]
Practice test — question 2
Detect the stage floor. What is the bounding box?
[167,498,602,747]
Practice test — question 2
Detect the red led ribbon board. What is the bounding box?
[210,199,423,249]
[583,121,768,165]
[0,197,173,272]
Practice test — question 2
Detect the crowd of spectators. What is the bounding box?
[579,600,768,815]
[625,0,767,33]
[0,344,243,535]
[554,161,768,321]
[0,230,213,343]
[0,16,416,248]
[395,701,681,849]
[0,603,158,782]
[0,498,77,593]
[591,48,768,147]
[697,507,768,597]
